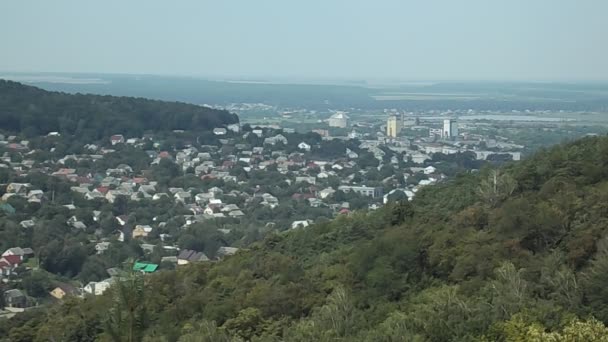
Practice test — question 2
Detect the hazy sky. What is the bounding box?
[1,0,607,81]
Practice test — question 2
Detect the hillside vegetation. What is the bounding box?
[4,136,608,341]
[0,80,238,138]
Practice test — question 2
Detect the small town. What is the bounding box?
[0,106,538,316]
[4,1,608,339]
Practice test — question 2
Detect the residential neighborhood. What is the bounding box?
[0,108,583,316]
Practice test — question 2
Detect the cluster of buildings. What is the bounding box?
[0,104,528,311]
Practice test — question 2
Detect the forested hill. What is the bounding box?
[0,79,238,138]
[5,136,608,341]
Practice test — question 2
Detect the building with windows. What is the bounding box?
[443,118,458,138]
[338,185,384,198]
[386,115,402,138]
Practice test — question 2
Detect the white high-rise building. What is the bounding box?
[386,115,402,138]
[442,119,458,138]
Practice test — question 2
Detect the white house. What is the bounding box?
[213,128,227,135]
[84,279,112,296]
[291,220,312,229]
[227,124,240,133]
[298,142,311,151]
[423,166,437,175]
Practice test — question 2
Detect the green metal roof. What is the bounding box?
[133,262,158,273]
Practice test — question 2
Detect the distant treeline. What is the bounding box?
[23,74,608,111]
[0,80,238,138]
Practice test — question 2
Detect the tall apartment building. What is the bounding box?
[386,115,402,138]
[442,118,458,138]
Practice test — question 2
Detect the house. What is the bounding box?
[419,179,433,186]
[110,135,125,145]
[346,149,359,159]
[50,283,81,300]
[317,172,330,179]
[84,190,104,201]
[260,193,279,208]
[138,184,156,195]
[295,176,316,185]
[227,124,240,133]
[3,289,27,308]
[6,183,30,195]
[93,211,102,222]
[2,247,33,260]
[308,198,324,208]
[140,244,156,254]
[71,221,87,230]
[174,191,192,203]
[133,262,158,273]
[291,220,312,229]
[221,204,239,212]
[216,247,239,258]
[95,242,111,254]
[411,153,431,164]
[318,187,336,199]
[19,219,35,229]
[213,128,227,135]
[264,134,288,146]
[0,255,22,277]
[116,215,128,226]
[202,206,215,215]
[106,189,131,203]
[27,190,44,202]
[84,279,113,296]
[116,164,134,174]
[338,185,384,198]
[132,225,153,239]
[423,166,437,175]
[383,189,416,204]
[153,193,169,201]
[298,142,311,151]
[177,250,210,265]
[228,210,245,217]
[161,256,178,264]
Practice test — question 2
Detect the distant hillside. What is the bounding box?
[10,73,608,111]
[4,136,608,341]
[0,79,238,138]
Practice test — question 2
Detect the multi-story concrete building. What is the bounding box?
[338,185,384,198]
[443,118,458,138]
[386,115,402,138]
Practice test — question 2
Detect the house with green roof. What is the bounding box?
[133,262,158,273]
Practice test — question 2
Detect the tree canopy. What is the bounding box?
[0,80,238,138]
[4,136,608,341]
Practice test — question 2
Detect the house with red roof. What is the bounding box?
[0,255,22,277]
[110,135,125,145]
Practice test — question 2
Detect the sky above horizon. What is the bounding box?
[1,1,607,82]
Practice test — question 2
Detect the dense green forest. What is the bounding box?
[4,136,608,341]
[0,80,238,138]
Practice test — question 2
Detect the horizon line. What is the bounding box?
[1,70,608,85]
